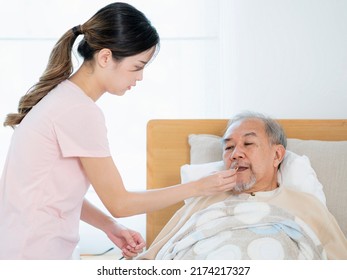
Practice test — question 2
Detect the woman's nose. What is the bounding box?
[137,70,144,81]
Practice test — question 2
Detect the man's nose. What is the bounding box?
[229,146,244,159]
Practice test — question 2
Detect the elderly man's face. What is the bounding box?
[222,119,283,193]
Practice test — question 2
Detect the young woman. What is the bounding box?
[0,2,236,260]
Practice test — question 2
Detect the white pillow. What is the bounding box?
[181,150,326,205]
[278,150,326,205]
[181,160,225,183]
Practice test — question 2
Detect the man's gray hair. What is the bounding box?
[225,111,287,148]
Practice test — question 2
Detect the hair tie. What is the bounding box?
[72,25,82,36]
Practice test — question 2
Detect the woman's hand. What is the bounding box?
[104,222,146,259]
[194,169,237,196]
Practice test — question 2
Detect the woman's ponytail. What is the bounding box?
[3,27,81,127]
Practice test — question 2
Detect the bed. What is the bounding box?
[146,119,347,247]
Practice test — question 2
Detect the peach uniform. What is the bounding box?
[0,80,110,259]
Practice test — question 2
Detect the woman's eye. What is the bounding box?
[244,142,253,146]
[225,146,234,151]
[132,66,144,72]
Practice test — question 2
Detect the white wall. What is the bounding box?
[219,0,347,118]
[1,0,346,255]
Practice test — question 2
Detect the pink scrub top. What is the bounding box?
[0,80,111,259]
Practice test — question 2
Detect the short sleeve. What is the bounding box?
[53,103,111,158]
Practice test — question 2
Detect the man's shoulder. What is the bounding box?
[277,186,326,208]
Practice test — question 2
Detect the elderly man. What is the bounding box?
[137,112,347,260]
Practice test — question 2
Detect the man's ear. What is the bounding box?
[96,48,113,67]
[274,145,286,168]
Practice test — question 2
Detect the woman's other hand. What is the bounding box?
[105,221,146,259]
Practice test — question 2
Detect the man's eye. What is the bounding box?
[225,146,234,151]
[245,142,253,146]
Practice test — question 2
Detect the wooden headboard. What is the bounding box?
[146,119,347,246]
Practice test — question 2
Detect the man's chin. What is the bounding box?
[233,177,256,194]
[232,185,252,194]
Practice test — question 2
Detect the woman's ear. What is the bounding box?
[274,145,286,168]
[96,48,113,67]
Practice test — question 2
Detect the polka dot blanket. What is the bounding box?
[155,201,326,260]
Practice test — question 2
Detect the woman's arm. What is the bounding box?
[79,156,236,218]
[81,198,145,258]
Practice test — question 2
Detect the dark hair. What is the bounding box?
[77,2,159,61]
[4,2,159,127]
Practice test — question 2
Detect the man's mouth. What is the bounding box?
[237,166,248,172]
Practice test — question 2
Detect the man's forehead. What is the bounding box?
[224,119,265,139]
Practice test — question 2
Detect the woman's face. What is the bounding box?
[103,47,156,96]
